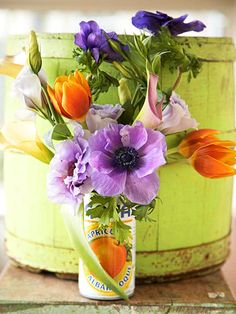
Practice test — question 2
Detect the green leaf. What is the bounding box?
[87,195,116,226]
[151,28,202,81]
[44,123,72,150]
[119,195,157,222]
[133,35,147,59]
[51,123,72,141]
[86,193,131,244]
[132,205,156,222]
[113,220,131,245]
[88,70,119,101]
[61,204,128,300]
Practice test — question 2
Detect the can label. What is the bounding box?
[79,209,135,300]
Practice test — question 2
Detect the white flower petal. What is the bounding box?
[159,93,198,135]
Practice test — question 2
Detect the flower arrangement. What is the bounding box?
[0,10,236,300]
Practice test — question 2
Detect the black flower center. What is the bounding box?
[113,147,139,170]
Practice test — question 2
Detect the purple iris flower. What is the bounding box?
[74,20,128,63]
[89,122,167,205]
[132,11,206,36]
[47,127,92,205]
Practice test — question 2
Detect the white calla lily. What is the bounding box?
[0,119,53,164]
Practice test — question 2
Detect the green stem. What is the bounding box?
[172,69,182,91]
[166,146,179,156]
[41,86,72,137]
[220,129,236,136]
[166,158,189,166]
[61,204,128,300]
[42,86,63,125]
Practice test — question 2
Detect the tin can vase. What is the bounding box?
[79,206,136,300]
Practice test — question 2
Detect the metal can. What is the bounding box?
[79,208,136,300]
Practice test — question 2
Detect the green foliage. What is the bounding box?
[113,219,132,245]
[88,71,119,101]
[86,193,132,244]
[119,195,157,222]
[151,28,202,80]
[73,48,119,101]
[73,29,203,123]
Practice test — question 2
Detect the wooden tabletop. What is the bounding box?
[0,264,235,313]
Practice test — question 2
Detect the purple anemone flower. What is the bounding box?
[132,11,206,36]
[47,128,92,205]
[89,122,167,205]
[74,20,128,63]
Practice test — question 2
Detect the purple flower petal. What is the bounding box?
[86,104,124,133]
[139,128,167,157]
[104,124,123,153]
[90,151,114,174]
[47,134,92,205]
[120,122,148,150]
[74,20,128,63]
[135,148,166,178]
[89,128,107,153]
[158,92,198,134]
[166,17,206,35]
[132,10,206,36]
[89,121,167,204]
[92,169,127,196]
[132,10,164,34]
[91,47,100,63]
[124,172,159,205]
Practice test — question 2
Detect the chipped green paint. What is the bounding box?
[6,228,230,279]
[3,34,236,279]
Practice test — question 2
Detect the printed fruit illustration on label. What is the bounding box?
[79,210,135,299]
[90,237,127,278]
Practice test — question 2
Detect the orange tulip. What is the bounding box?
[179,129,236,178]
[47,70,91,121]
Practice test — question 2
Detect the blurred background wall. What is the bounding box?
[0,0,235,296]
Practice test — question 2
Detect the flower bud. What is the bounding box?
[118,78,132,105]
[28,31,42,75]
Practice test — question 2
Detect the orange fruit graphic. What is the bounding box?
[90,237,127,278]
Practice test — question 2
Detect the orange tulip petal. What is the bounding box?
[47,84,71,118]
[47,71,91,121]
[55,76,68,84]
[191,153,236,178]
[183,129,220,142]
[179,134,236,158]
[54,81,63,105]
[179,129,220,157]
[74,71,91,97]
[197,145,236,166]
[62,82,90,121]
[47,85,62,113]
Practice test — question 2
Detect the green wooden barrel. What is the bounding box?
[4,34,236,280]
